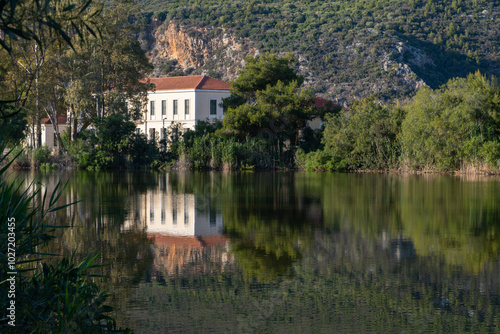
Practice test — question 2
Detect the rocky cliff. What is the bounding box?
[134,0,498,103]
[144,21,257,82]
[143,21,432,104]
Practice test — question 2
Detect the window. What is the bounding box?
[173,100,178,115]
[136,128,141,135]
[150,100,155,116]
[185,99,190,115]
[149,128,156,142]
[210,209,217,226]
[161,100,166,116]
[150,194,155,223]
[209,99,217,116]
[172,127,179,141]
[172,208,177,225]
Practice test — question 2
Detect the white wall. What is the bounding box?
[195,90,231,121]
[136,89,230,140]
[146,90,197,122]
[40,124,68,150]
[123,189,223,237]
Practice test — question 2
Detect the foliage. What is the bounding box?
[130,133,160,168]
[182,120,223,148]
[0,0,102,55]
[225,53,303,106]
[313,98,401,171]
[0,141,128,333]
[225,80,316,145]
[297,72,500,173]
[0,106,27,145]
[40,162,57,170]
[133,0,498,100]
[295,148,335,171]
[217,54,318,168]
[16,254,122,333]
[0,0,153,152]
[33,145,52,164]
[68,114,159,170]
[401,71,500,171]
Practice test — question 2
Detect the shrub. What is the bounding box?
[33,145,52,164]
[322,98,401,171]
[401,72,500,171]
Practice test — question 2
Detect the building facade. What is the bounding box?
[136,75,231,142]
[25,116,68,152]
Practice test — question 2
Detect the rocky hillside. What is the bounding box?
[141,21,258,82]
[133,0,499,103]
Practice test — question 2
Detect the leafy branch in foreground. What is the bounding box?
[0,0,102,55]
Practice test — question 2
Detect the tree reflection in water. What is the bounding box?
[10,170,500,333]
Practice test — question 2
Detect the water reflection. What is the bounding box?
[8,170,500,333]
[121,176,231,279]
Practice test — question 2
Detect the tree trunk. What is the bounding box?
[73,115,78,140]
[46,106,67,154]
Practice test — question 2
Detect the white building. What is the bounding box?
[136,75,231,141]
[26,75,230,151]
[25,115,69,151]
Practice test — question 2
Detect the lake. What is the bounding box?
[11,171,500,333]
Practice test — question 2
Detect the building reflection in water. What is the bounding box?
[122,174,232,279]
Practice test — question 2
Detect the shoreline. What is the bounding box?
[9,159,500,176]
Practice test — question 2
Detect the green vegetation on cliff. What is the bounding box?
[134,0,499,100]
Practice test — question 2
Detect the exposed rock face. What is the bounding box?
[153,23,215,68]
[146,22,257,81]
[143,22,428,103]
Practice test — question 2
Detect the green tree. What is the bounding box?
[221,54,316,162]
[401,71,500,171]
[0,0,102,125]
[223,53,303,108]
[1,0,153,148]
[0,106,27,145]
[70,113,159,169]
[321,98,401,170]
[92,114,136,168]
[0,0,101,55]
[62,0,153,139]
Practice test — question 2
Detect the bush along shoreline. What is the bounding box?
[297,72,500,175]
[0,142,131,333]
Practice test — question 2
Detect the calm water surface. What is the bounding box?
[11,171,500,333]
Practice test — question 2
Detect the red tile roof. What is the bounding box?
[147,233,229,248]
[40,115,68,125]
[146,75,230,92]
[315,97,340,111]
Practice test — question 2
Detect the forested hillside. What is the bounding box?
[132,0,499,102]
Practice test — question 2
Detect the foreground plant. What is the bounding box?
[0,142,130,333]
